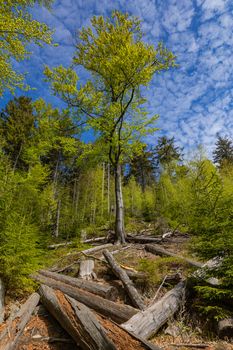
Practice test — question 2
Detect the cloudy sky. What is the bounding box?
[3,0,233,157]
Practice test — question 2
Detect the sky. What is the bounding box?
[2,0,233,158]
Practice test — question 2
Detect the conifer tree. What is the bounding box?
[213,135,233,168]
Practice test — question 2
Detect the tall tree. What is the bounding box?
[213,135,233,168]
[45,11,176,243]
[0,0,53,94]
[154,136,182,173]
[0,96,35,170]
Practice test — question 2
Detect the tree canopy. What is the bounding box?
[0,0,53,95]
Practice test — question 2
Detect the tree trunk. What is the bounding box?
[103,249,145,310]
[39,285,117,350]
[126,235,162,244]
[0,292,40,350]
[31,274,137,323]
[145,244,203,268]
[114,163,125,244]
[0,279,4,324]
[38,269,118,301]
[121,281,186,339]
[79,259,96,280]
[218,318,233,339]
[54,199,61,238]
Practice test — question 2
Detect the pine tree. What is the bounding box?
[213,135,233,168]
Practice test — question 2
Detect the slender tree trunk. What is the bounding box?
[114,163,125,244]
[107,163,110,215]
[54,199,61,238]
[102,162,105,218]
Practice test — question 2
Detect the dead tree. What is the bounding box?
[0,293,40,350]
[32,274,137,323]
[122,281,185,339]
[39,285,117,350]
[103,249,145,310]
[38,269,118,300]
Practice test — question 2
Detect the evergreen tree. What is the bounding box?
[213,135,233,168]
[0,96,35,170]
[154,136,182,172]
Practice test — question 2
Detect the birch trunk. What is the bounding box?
[114,163,125,244]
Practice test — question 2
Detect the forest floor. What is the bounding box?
[5,229,233,350]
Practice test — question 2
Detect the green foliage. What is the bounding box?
[0,0,53,94]
[138,256,188,285]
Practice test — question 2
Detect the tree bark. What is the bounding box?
[145,244,203,268]
[0,278,4,324]
[32,274,137,323]
[39,285,117,350]
[126,235,162,244]
[122,281,186,339]
[0,292,40,350]
[38,269,118,301]
[114,163,126,244]
[54,199,61,238]
[103,249,145,310]
[218,318,233,339]
[79,259,96,280]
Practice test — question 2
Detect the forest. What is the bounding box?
[0,1,233,350]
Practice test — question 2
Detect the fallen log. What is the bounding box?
[218,318,233,339]
[122,257,223,339]
[126,235,162,244]
[48,241,73,249]
[122,281,185,339]
[39,285,117,350]
[82,243,113,255]
[79,259,96,280]
[0,292,40,350]
[38,269,118,301]
[145,244,203,268]
[83,237,107,244]
[103,249,145,310]
[32,274,137,323]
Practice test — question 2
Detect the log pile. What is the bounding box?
[1,234,231,349]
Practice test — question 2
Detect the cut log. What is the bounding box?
[0,279,4,323]
[32,274,137,323]
[38,269,118,301]
[218,318,233,339]
[145,244,203,268]
[79,259,96,280]
[39,285,117,350]
[192,256,222,286]
[103,249,145,310]
[122,281,185,339]
[0,292,40,350]
[126,235,162,244]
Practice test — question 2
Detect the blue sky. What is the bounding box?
[2,0,233,157]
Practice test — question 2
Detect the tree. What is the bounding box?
[0,0,53,94]
[154,136,182,169]
[213,135,233,168]
[0,96,35,170]
[45,11,176,243]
